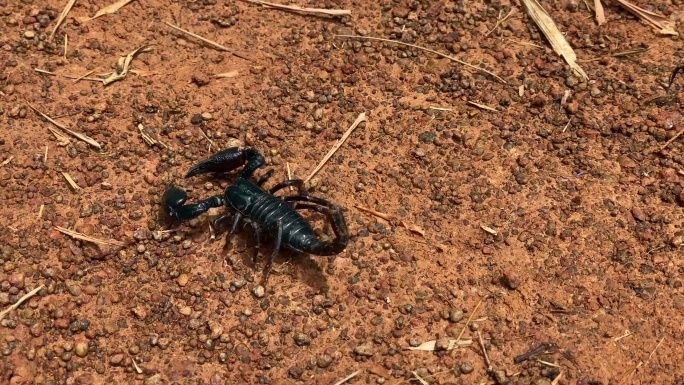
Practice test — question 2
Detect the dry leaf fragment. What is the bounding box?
[406,338,473,351]
[50,0,76,41]
[480,224,498,235]
[594,0,606,25]
[215,70,239,78]
[83,0,135,21]
[521,0,588,80]
[102,45,154,86]
[616,0,678,35]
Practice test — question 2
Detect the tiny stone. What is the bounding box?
[435,337,450,351]
[252,285,265,298]
[177,274,189,287]
[74,342,88,357]
[449,309,464,323]
[460,361,474,374]
[201,112,213,120]
[24,30,35,39]
[354,342,374,357]
[293,332,311,347]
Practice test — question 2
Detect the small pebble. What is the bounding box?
[252,285,265,298]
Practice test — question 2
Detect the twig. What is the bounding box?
[34,68,104,82]
[660,126,684,150]
[452,299,483,353]
[242,0,350,16]
[1,156,13,166]
[63,34,68,59]
[333,370,360,385]
[468,100,498,112]
[73,68,98,83]
[305,112,366,182]
[165,22,250,61]
[478,331,492,372]
[335,35,506,84]
[26,103,101,149]
[411,372,429,385]
[53,226,129,247]
[486,8,515,37]
[356,205,425,236]
[215,70,239,78]
[38,204,44,219]
[61,172,81,190]
[0,285,44,321]
[286,162,294,192]
[50,0,76,41]
[551,371,564,385]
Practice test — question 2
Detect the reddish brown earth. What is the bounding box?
[2,0,684,384]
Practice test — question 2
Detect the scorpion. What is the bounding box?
[162,147,350,283]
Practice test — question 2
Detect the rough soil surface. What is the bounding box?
[2,0,684,384]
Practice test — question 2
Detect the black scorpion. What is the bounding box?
[162,147,349,283]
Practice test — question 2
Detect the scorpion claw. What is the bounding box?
[162,185,188,220]
[185,147,248,178]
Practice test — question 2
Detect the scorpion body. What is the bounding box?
[163,147,349,283]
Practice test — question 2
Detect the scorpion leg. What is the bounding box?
[247,220,263,267]
[281,195,349,255]
[269,179,307,195]
[162,185,227,221]
[226,212,243,242]
[262,220,283,284]
[212,213,234,236]
[256,170,275,186]
[185,147,265,179]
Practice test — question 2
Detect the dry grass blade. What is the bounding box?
[505,38,545,49]
[451,299,483,355]
[84,0,135,21]
[336,35,506,84]
[48,127,71,146]
[660,126,684,150]
[486,8,515,37]
[521,0,588,80]
[1,156,13,166]
[551,371,563,385]
[594,0,605,25]
[356,205,425,236]
[73,68,98,83]
[406,338,472,351]
[54,226,128,247]
[34,67,104,82]
[468,100,499,112]
[333,370,360,385]
[215,70,239,78]
[166,22,250,61]
[50,0,76,41]
[27,103,101,149]
[412,372,429,385]
[0,285,44,321]
[616,0,678,35]
[138,124,157,146]
[243,0,350,16]
[61,172,81,190]
[480,224,498,235]
[305,112,366,182]
[103,45,154,86]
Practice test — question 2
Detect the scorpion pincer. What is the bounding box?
[162,147,349,283]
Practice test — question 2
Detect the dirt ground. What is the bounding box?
[2,0,684,384]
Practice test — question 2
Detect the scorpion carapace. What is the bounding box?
[162,147,350,283]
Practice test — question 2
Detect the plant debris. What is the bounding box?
[83,0,136,21]
[102,45,155,86]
